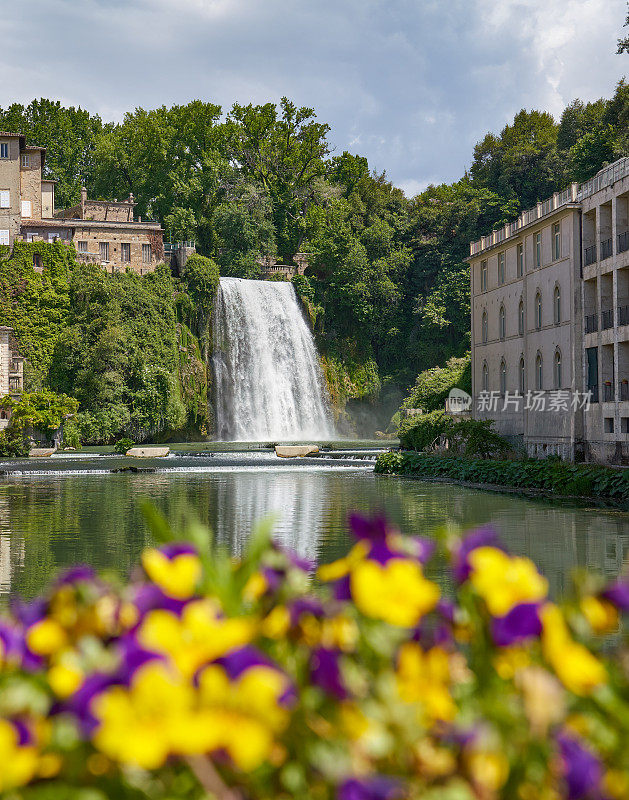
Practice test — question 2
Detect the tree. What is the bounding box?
[618,2,629,53]
[1,388,79,432]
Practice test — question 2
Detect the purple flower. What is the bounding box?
[10,597,47,629]
[54,565,96,586]
[272,542,315,573]
[408,537,436,564]
[601,579,629,612]
[289,597,325,626]
[333,574,352,602]
[348,513,389,542]
[215,646,275,680]
[0,620,23,664]
[452,526,502,583]
[491,603,542,647]
[116,635,163,682]
[558,733,603,800]
[338,776,404,800]
[133,583,189,618]
[60,673,118,734]
[12,718,34,746]
[159,542,198,560]
[412,621,453,649]
[311,647,347,699]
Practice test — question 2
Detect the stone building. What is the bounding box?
[469,157,629,463]
[0,326,24,430]
[258,252,309,279]
[0,132,163,274]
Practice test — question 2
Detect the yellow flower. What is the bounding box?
[0,720,39,791]
[141,547,202,599]
[541,604,606,695]
[137,599,254,678]
[93,662,201,768]
[467,751,509,792]
[48,657,84,698]
[196,663,291,770]
[261,605,291,639]
[468,547,548,617]
[318,541,370,582]
[26,618,68,657]
[243,571,268,602]
[351,558,439,627]
[493,646,530,680]
[580,596,618,634]
[396,642,456,722]
[320,615,359,651]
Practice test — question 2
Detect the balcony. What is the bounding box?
[601,309,614,330]
[585,313,598,333]
[601,238,613,261]
[621,381,629,401]
[619,231,629,255]
[604,382,615,402]
[584,245,597,266]
[619,305,629,327]
[76,252,102,265]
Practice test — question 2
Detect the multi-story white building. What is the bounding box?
[0,326,24,430]
[469,157,629,463]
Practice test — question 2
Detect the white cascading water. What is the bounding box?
[212,277,336,441]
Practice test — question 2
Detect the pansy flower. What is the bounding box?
[141,543,202,599]
[557,732,603,800]
[338,775,404,800]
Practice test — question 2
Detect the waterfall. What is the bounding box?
[212,277,336,441]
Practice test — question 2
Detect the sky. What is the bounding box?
[2,0,628,196]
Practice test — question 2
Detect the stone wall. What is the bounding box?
[20,149,43,221]
[0,137,23,246]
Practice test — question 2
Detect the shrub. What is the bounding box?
[114,436,134,454]
[0,426,28,457]
[401,354,471,414]
[1,512,629,798]
[398,411,510,458]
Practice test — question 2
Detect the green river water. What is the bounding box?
[0,450,627,599]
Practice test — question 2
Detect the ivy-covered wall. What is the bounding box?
[0,243,219,444]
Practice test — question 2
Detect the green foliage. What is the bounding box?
[113,437,134,454]
[397,411,510,458]
[375,452,629,506]
[1,388,79,432]
[401,355,471,413]
[0,426,28,457]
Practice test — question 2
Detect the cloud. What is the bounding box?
[1,0,627,194]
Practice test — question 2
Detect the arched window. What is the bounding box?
[535,292,542,330]
[482,361,489,392]
[518,299,524,335]
[519,357,525,393]
[554,285,561,324]
[554,350,562,389]
[536,352,543,390]
[499,305,506,340]
[482,310,488,343]
[500,360,507,394]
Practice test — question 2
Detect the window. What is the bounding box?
[604,417,615,434]
[519,357,525,393]
[32,254,42,271]
[536,352,543,390]
[0,230,9,246]
[99,242,110,263]
[518,299,524,335]
[77,241,88,254]
[535,232,542,267]
[0,190,9,208]
[0,143,8,159]
[121,243,131,263]
[21,154,31,168]
[500,360,506,394]
[553,223,561,260]
[554,285,561,324]
[498,252,505,285]
[482,362,489,392]
[47,232,60,243]
[482,310,488,343]
[142,244,151,264]
[517,243,524,276]
[499,305,506,340]
[622,417,629,434]
[481,260,487,291]
[554,350,562,389]
[21,200,32,218]
[535,292,542,329]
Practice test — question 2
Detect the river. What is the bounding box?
[0,450,627,599]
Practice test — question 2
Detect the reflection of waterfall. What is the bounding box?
[213,471,327,562]
[212,278,335,441]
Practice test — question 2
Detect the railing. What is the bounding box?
[618,231,629,254]
[585,313,598,333]
[584,245,597,266]
[164,241,195,253]
[601,238,613,260]
[619,305,629,326]
[601,309,614,330]
[604,382,615,402]
[621,381,629,401]
[577,157,629,200]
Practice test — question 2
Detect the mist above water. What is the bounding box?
[212,277,336,442]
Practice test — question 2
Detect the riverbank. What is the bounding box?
[375,451,629,509]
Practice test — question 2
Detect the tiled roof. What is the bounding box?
[0,131,23,138]
[20,218,162,230]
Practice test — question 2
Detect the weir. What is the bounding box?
[212,277,336,441]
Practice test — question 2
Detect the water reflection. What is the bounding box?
[0,465,627,599]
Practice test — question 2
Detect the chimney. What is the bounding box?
[80,187,87,219]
